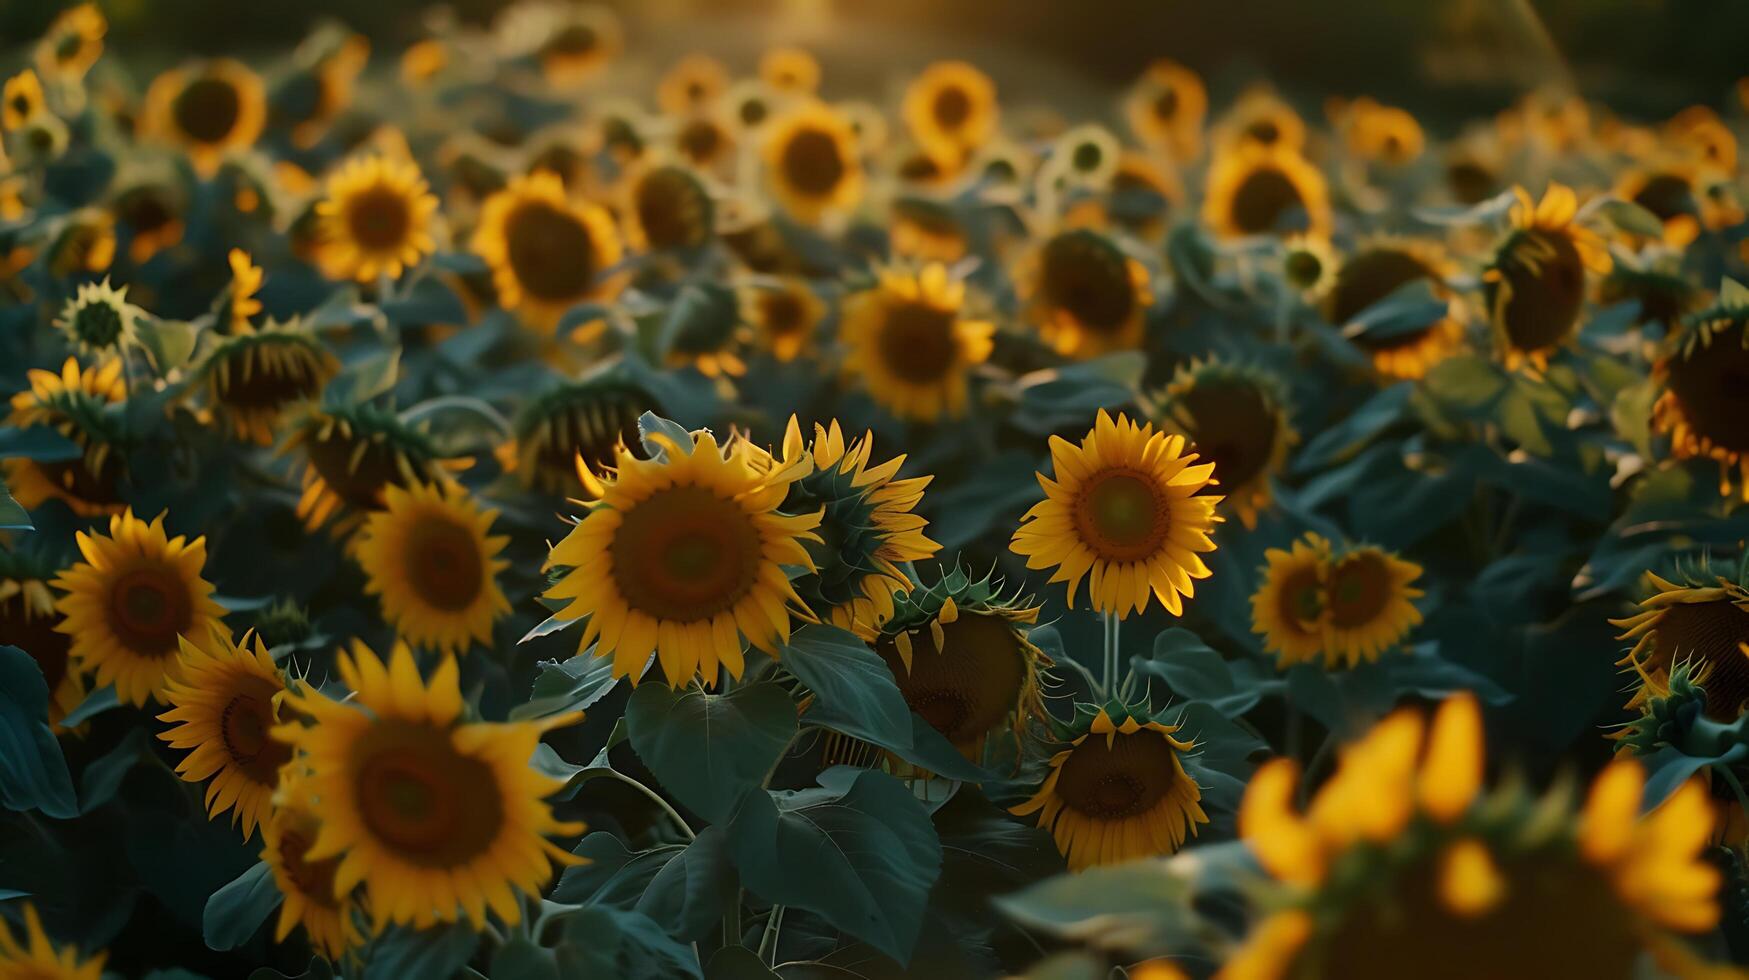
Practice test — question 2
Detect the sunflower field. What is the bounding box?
[4,1,1749,977]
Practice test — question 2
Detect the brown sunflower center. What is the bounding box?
[276,823,343,909]
[305,430,408,510]
[1665,320,1749,453]
[118,188,176,235]
[1326,551,1393,629]
[610,485,763,622]
[1329,248,1447,352]
[106,566,192,657]
[221,675,293,783]
[172,76,242,144]
[1279,563,1325,629]
[1055,728,1184,819]
[875,613,1028,747]
[0,594,70,691]
[354,720,505,867]
[679,119,724,164]
[1176,380,1278,493]
[933,86,972,130]
[1654,598,1749,720]
[758,290,808,336]
[1490,229,1585,354]
[1447,160,1496,205]
[877,300,959,384]
[780,128,847,198]
[403,515,484,613]
[546,24,598,56]
[1075,470,1167,561]
[506,201,597,303]
[217,344,326,410]
[1152,87,1180,122]
[344,186,413,252]
[1632,173,1696,224]
[1040,233,1136,332]
[635,167,710,250]
[1230,165,1306,235]
[1246,119,1282,145]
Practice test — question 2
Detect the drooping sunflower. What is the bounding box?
[1322,239,1468,380]
[2,70,46,131]
[902,61,999,160]
[1018,229,1153,358]
[34,3,106,84]
[139,59,267,176]
[315,154,439,283]
[1650,297,1749,500]
[1123,59,1206,162]
[1251,533,1333,668]
[273,640,584,932]
[354,482,510,657]
[1010,410,1222,619]
[194,318,338,445]
[762,101,865,224]
[282,405,461,534]
[1150,360,1296,529]
[741,277,826,362]
[504,370,657,495]
[52,510,226,708]
[262,773,366,960]
[3,356,128,518]
[543,425,823,686]
[0,549,87,727]
[52,279,142,359]
[1482,183,1612,371]
[1612,563,1749,719]
[1320,542,1424,667]
[838,263,994,422]
[622,161,714,253]
[656,54,730,116]
[1226,694,1723,980]
[156,627,290,840]
[1013,706,1208,871]
[0,904,105,980]
[472,170,626,330]
[1203,143,1332,240]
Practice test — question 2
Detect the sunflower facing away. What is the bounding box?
[53,279,142,359]
[1226,694,1722,980]
[762,101,865,224]
[354,481,510,656]
[157,627,291,839]
[273,640,584,932]
[1012,706,1208,871]
[902,60,999,161]
[1612,563,1749,720]
[262,773,366,960]
[1011,410,1222,619]
[283,405,461,534]
[1150,360,1297,529]
[3,356,128,517]
[52,510,226,707]
[140,59,267,175]
[1482,183,1611,371]
[1251,533,1333,667]
[543,424,823,686]
[0,904,105,980]
[1019,229,1154,358]
[505,371,657,496]
[1124,59,1207,162]
[471,170,626,330]
[1203,142,1332,240]
[0,549,87,727]
[839,263,994,422]
[1322,239,1468,380]
[1651,297,1749,500]
[316,153,439,283]
[195,317,338,445]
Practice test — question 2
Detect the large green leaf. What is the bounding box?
[203,862,283,952]
[511,655,620,721]
[625,680,797,824]
[0,477,32,530]
[727,767,942,963]
[362,923,480,980]
[0,645,78,819]
[636,825,737,941]
[704,947,780,980]
[551,906,702,979]
[553,832,685,906]
[1131,628,1278,717]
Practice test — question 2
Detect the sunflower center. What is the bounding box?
[739,98,769,128]
[1071,141,1104,173]
[1280,564,1325,628]
[1632,173,1696,224]
[610,485,763,622]
[759,290,808,336]
[1055,729,1183,819]
[877,300,958,384]
[221,677,293,782]
[172,77,242,144]
[56,34,85,64]
[0,595,70,692]
[1176,380,1277,492]
[277,826,343,909]
[73,302,125,349]
[1490,229,1585,354]
[1075,470,1167,561]
[345,186,413,253]
[679,119,724,164]
[636,167,710,250]
[107,566,192,657]
[305,430,407,510]
[404,515,485,613]
[1246,119,1282,145]
[876,613,1028,746]
[1283,249,1325,291]
[1041,233,1136,332]
[1447,160,1496,205]
[933,86,972,129]
[1230,166,1307,235]
[1665,320,1749,453]
[1152,87,1179,121]
[1654,598,1749,720]
[546,24,598,56]
[1326,552,1392,629]
[780,128,847,197]
[217,343,326,410]
[354,721,505,867]
[506,201,596,302]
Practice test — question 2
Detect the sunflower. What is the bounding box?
[839,263,994,422]
[47,208,115,276]
[315,154,439,283]
[1322,239,1468,380]
[1651,299,1749,499]
[52,279,142,359]
[889,197,969,265]
[1012,707,1208,871]
[1279,234,1338,301]
[0,904,105,980]
[761,47,821,95]
[1226,695,1721,980]
[1123,59,1206,162]
[1087,152,1183,242]
[534,5,622,86]
[156,627,290,839]
[623,161,714,252]
[400,39,450,88]
[762,101,864,224]
[762,418,939,635]
[471,170,626,330]
[112,178,186,265]
[902,61,999,161]
[195,318,337,445]
[1482,183,1611,371]
[1612,566,1749,719]
[1251,533,1333,668]
[0,549,87,727]
[140,59,267,175]
[1150,360,1297,529]
[277,34,369,148]
[1215,89,1307,154]
[672,113,736,173]
[1010,410,1222,619]
[741,277,826,362]
[2,70,46,131]
[1668,106,1737,173]
[505,374,656,498]
[1615,164,1704,249]
[354,482,510,656]
[543,425,823,686]
[724,80,779,135]
[1444,139,1503,205]
[3,356,128,518]
[1019,229,1154,359]
[1335,96,1425,165]
[273,640,584,932]
[1320,542,1424,667]
[657,54,730,116]
[52,510,226,708]
[283,405,461,534]
[1203,143,1332,240]
[34,3,106,83]
[262,774,365,960]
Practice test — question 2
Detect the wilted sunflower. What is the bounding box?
[0,904,105,980]
[52,279,141,359]
[1124,59,1206,162]
[1322,239,1468,380]
[741,277,826,362]
[762,102,864,224]
[315,154,439,283]
[839,263,994,422]
[3,357,127,518]
[1203,143,1332,240]
[273,640,584,932]
[1251,533,1333,667]
[1320,542,1424,667]
[1013,706,1208,871]
[34,3,105,84]
[1011,410,1222,619]
[195,318,338,445]
[656,53,730,116]
[472,170,625,330]
[1150,360,1296,529]
[52,510,225,708]
[2,70,46,131]
[902,61,998,161]
[1612,563,1749,719]
[1482,183,1611,370]
[283,405,460,534]
[505,372,656,495]
[0,549,86,727]
[140,59,267,176]
[156,627,290,840]
[1228,695,1721,980]
[355,482,510,656]
[1018,229,1153,358]
[622,161,714,252]
[543,425,823,686]
[262,774,365,960]
[1650,297,1749,499]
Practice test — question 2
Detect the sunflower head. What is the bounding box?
[657,54,730,116]
[315,153,439,283]
[1336,96,1425,165]
[1651,296,1749,499]
[35,3,106,82]
[195,318,338,445]
[1251,532,1334,668]
[507,370,660,495]
[1483,183,1612,371]
[47,208,116,276]
[0,546,86,727]
[758,46,821,95]
[140,59,267,175]
[673,113,735,173]
[263,772,366,960]
[1012,703,1208,870]
[1019,229,1154,358]
[1218,89,1307,154]
[902,60,999,161]
[355,481,510,656]
[1124,59,1206,161]
[624,161,714,253]
[1323,239,1468,380]
[2,70,46,131]
[740,277,826,363]
[662,282,748,378]
[4,356,129,517]
[0,903,105,980]
[471,170,626,330]
[52,279,141,358]
[839,263,995,422]
[1149,360,1296,529]
[1612,558,1749,720]
[1203,142,1332,240]
[534,4,622,86]
[889,197,968,265]
[283,403,458,534]
[762,101,864,224]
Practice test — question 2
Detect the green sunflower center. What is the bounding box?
[404,514,485,613]
[780,128,847,198]
[1283,249,1325,291]
[72,300,125,350]
[506,201,596,303]
[355,721,505,866]
[107,566,192,657]
[1077,470,1167,560]
[611,485,763,622]
[172,76,242,144]
[1071,140,1104,174]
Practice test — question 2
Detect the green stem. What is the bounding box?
[604,768,695,841]
[397,395,514,438]
[758,905,785,965]
[1102,612,1122,699]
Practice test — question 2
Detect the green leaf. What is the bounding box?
[362,923,480,980]
[626,681,797,824]
[80,727,155,813]
[1132,628,1261,716]
[0,646,78,819]
[0,478,29,531]
[1594,198,1667,240]
[1422,354,1508,413]
[203,862,283,952]
[782,626,911,751]
[1341,278,1448,341]
[0,426,84,461]
[511,655,620,721]
[635,825,737,941]
[553,906,701,979]
[1010,353,1143,435]
[552,832,685,906]
[1294,382,1412,470]
[1610,377,1658,458]
[637,411,695,461]
[727,767,942,963]
[703,946,780,980]
[490,938,561,980]
[994,855,1200,952]
[324,348,401,406]
[59,686,120,729]
[136,317,200,374]
[1721,277,1749,308]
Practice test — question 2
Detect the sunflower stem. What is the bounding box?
[757,905,785,965]
[1102,612,1122,698]
[397,395,514,438]
[604,768,695,841]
